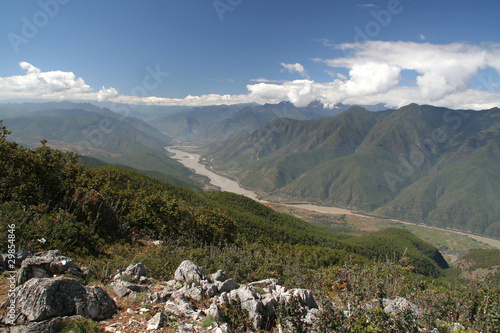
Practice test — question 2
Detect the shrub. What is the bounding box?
[61,316,99,333]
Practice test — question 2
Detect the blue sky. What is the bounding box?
[0,0,499,109]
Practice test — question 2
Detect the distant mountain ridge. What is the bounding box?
[149,101,357,143]
[0,102,209,188]
[204,104,500,238]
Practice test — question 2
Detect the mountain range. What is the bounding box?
[0,102,206,188]
[3,101,499,238]
[150,101,359,143]
[203,104,500,238]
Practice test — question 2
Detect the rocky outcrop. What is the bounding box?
[147,260,319,331]
[112,262,148,283]
[175,260,209,283]
[0,316,79,333]
[383,296,422,317]
[0,249,32,272]
[11,277,116,324]
[2,253,435,332]
[112,279,150,298]
[1,251,116,332]
[15,250,85,285]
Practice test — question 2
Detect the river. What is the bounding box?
[166,147,500,250]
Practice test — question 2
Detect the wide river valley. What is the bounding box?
[166,147,500,250]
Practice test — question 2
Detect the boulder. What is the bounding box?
[292,289,318,309]
[11,277,116,324]
[0,315,78,333]
[145,288,173,304]
[174,260,209,283]
[217,279,240,294]
[146,312,168,331]
[16,250,84,285]
[200,280,219,298]
[383,297,422,316]
[212,323,231,333]
[113,279,149,298]
[123,262,147,281]
[249,278,279,290]
[184,286,204,301]
[211,270,228,282]
[228,286,264,329]
[206,303,222,320]
[261,294,278,317]
[164,298,196,319]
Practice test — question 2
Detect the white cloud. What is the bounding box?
[419,34,426,40]
[357,3,377,8]
[2,42,500,110]
[280,62,310,78]
[248,41,500,109]
[0,62,92,99]
[97,86,119,101]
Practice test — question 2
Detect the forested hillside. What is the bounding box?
[204,104,500,238]
[0,119,447,276]
[0,102,209,188]
[2,120,500,332]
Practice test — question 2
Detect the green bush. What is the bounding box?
[61,316,99,333]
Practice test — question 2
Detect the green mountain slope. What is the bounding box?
[150,102,348,144]
[204,104,500,237]
[0,102,211,188]
[0,122,448,277]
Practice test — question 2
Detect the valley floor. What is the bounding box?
[168,147,500,252]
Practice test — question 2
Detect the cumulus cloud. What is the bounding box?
[0,62,92,100]
[97,86,119,101]
[280,62,310,78]
[2,42,500,110]
[248,41,500,109]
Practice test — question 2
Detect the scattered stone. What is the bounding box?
[146,312,168,331]
[213,323,231,333]
[124,263,147,280]
[211,269,228,282]
[145,287,173,304]
[206,303,222,320]
[450,322,466,332]
[178,323,194,333]
[113,279,149,298]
